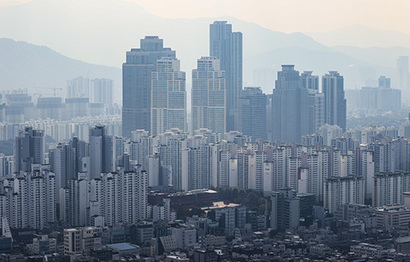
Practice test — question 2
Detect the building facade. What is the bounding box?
[151,58,186,136]
[210,21,242,131]
[191,57,226,134]
[122,36,176,137]
[322,71,346,131]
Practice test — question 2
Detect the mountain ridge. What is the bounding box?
[0,38,121,101]
[308,24,410,49]
[0,0,406,93]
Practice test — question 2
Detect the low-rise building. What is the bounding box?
[374,206,410,231]
[64,227,102,256]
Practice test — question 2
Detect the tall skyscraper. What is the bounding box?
[237,87,267,140]
[49,143,76,192]
[191,57,226,134]
[91,78,113,105]
[300,71,319,91]
[89,126,114,179]
[210,21,242,131]
[271,65,309,143]
[68,77,113,106]
[14,126,45,173]
[151,57,186,136]
[397,56,410,101]
[70,137,88,176]
[379,76,391,88]
[301,71,324,134]
[322,71,346,131]
[67,76,90,99]
[122,36,176,137]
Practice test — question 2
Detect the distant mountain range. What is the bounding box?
[0,0,408,97]
[308,24,410,49]
[0,38,121,101]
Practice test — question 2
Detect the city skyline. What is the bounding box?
[0,0,409,99]
[2,2,410,260]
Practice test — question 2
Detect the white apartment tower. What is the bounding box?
[373,172,410,207]
[324,176,365,214]
[91,165,148,226]
[151,58,187,136]
[192,57,226,134]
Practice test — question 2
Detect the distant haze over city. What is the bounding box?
[0,0,410,102]
[3,1,410,260]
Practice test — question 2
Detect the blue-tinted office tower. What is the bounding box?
[238,87,267,140]
[322,71,346,131]
[210,21,242,132]
[89,125,114,179]
[379,76,391,88]
[271,65,309,143]
[14,126,45,173]
[122,36,176,137]
[300,71,319,91]
[301,71,324,134]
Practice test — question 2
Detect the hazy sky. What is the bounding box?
[0,0,409,34]
[129,0,410,34]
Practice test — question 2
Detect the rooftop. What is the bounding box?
[107,243,139,251]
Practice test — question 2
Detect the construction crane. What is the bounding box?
[33,86,64,97]
[52,87,63,97]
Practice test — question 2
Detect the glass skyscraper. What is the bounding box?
[122,36,176,137]
[210,21,242,132]
[191,56,226,134]
[322,71,346,131]
[271,65,309,143]
[238,87,267,140]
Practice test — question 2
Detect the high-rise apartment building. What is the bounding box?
[1,165,56,230]
[397,56,409,101]
[191,57,226,134]
[238,87,267,140]
[379,76,391,88]
[300,71,319,91]
[210,21,242,131]
[151,57,186,136]
[185,145,217,191]
[67,77,113,105]
[324,175,365,214]
[122,36,176,137]
[91,166,148,226]
[89,126,114,179]
[301,71,324,134]
[67,76,90,99]
[158,133,188,191]
[322,71,346,131]
[49,143,76,191]
[91,78,113,105]
[67,178,89,227]
[271,65,309,143]
[373,172,410,207]
[14,126,45,173]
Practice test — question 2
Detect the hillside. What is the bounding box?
[0,38,121,100]
[0,0,392,90]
